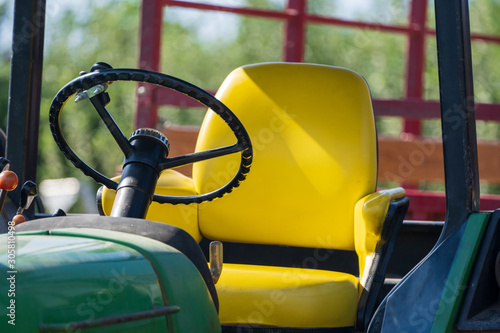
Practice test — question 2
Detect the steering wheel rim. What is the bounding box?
[49,67,252,204]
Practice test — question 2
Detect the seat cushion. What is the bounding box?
[216,263,359,328]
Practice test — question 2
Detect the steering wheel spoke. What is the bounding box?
[160,143,245,170]
[89,96,134,157]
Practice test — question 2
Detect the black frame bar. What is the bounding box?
[6,0,46,216]
[435,0,479,241]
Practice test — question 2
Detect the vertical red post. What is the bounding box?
[403,0,427,135]
[402,0,428,207]
[284,0,306,62]
[135,0,163,129]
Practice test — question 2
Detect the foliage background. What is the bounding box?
[1,0,500,211]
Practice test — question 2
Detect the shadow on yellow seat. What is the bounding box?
[192,63,409,331]
[99,63,409,332]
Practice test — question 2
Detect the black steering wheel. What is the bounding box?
[49,63,252,205]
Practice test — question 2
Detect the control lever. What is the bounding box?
[0,158,18,225]
[0,157,10,173]
[12,181,37,226]
[210,241,223,284]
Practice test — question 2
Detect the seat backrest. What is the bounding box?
[193,63,377,250]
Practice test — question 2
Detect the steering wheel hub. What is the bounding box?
[129,129,170,156]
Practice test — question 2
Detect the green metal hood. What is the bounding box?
[0,228,220,332]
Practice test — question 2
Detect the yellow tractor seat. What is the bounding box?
[192,63,409,331]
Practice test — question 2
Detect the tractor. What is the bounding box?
[1,0,499,332]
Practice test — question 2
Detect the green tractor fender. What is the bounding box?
[0,222,220,332]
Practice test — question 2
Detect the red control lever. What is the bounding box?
[0,170,18,191]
